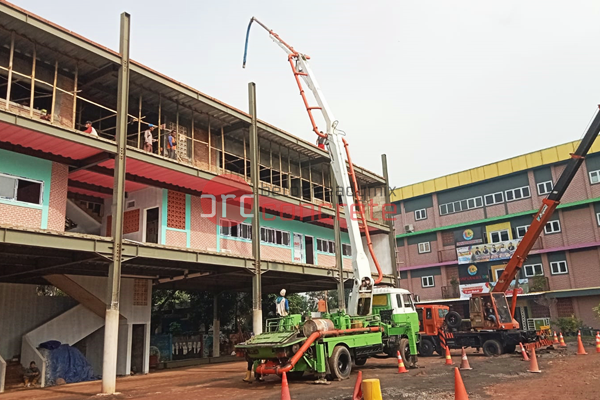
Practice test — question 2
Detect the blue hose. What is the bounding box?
[242,18,255,68]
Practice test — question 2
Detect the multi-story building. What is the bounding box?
[0,1,394,389]
[392,140,600,330]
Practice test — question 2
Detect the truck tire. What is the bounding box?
[482,339,503,356]
[418,339,435,357]
[354,358,367,366]
[504,344,516,354]
[399,338,411,366]
[329,346,352,380]
[445,311,462,330]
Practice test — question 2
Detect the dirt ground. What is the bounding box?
[2,342,599,400]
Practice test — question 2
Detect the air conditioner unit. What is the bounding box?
[405,224,415,233]
[126,200,136,209]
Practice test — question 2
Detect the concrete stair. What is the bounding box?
[3,360,26,392]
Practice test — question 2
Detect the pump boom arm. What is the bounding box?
[243,18,383,315]
[495,107,600,316]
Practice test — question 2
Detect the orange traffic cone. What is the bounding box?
[527,347,541,373]
[519,342,530,362]
[552,331,559,344]
[559,332,567,347]
[396,351,408,373]
[577,330,588,355]
[281,371,291,400]
[595,333,600,354]
[459,347,472,370]
[352,370,363,400]
[454,367,469,400]
[444,345,453,365]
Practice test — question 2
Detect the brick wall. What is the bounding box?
[190,196,217,250]
[530,301,550,318]
[556,298,575,318]
[563,207,595,246]
[446,265,459,284]
[402,207,435,231]
[165,230,187,248]
[438,208,485,227]
[47,162,68,231]
[410,276,443,301]
[221,239,252,257]
[485,204,505,218]
[261,246,292,262]
[574,295,600,328]
[318,253,335,268]
[506,197,534,214]
[0,203,42,228]
[407,241,439,265]
[569,249,600,288]
[555,164,588,204]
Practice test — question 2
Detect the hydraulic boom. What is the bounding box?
[243,18,383,315]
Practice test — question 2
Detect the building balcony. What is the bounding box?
[441,285,460,299]
[438,248,458,263]
[528,276,550,292]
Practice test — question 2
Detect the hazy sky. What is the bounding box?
[14,1,600,188]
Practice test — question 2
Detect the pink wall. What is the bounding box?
[221,239,252,257]
[190,196,217,250]
[410,276,442,301]
[574,295,600,327]
[407,241,439,266]
[0,203,42,228]
[570,249,600,289]
[48,162,68,231]
[438,208,485,227]
[165,230,187,248]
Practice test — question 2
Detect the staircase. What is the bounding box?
[65,199,102,235]
[3,360,26,392]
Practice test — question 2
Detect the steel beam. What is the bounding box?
[381,154,398,287]
[102,12,130,395]
[249,82,262,335]
[70,152,114,173]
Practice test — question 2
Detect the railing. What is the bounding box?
[438,249,458,263]
[441,285,460,299]
[0,353,6,393]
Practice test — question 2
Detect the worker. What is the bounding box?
[317,296,327,315]
[316,136,326,150]
[23,361,40,387]
[485,302,497,324]
[83,121,99,138]
[276,289,289,317]
[144,124,157,153]
[167,130,177,159]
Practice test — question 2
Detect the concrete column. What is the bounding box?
[248,82,262,334]
[381,154,398,287]
[101,12,130,395]
[213,293,220,357]
[332,168,345,310]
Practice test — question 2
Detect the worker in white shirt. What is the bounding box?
[83,121,99,138]
[144,124,157,153]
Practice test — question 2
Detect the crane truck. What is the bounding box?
[417,108,600,356]
[235,18,420,381]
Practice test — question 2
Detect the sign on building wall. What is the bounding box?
[453,226,484,246]
[457,238,521,264]
[458,279,529,299]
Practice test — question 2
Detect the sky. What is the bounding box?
[13,0,600,188]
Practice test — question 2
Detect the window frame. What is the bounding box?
[550,260,568,275]
[221,220,252,240]
[421,275,435,288]
[0,173,44,206]
[342,243,352,257]
[484,191,504,206]
[505,186,531,202]
[544,220,561,234]
[415,208,427,221]
[489,229,510,243]
[418,241,431,254]
[537,181,553,196]
[317,238,336,254]
[260,226,291,246]
[515,225,529,239]
[597,212,600,227]
[524,263,544,277]
[589,169,600,184]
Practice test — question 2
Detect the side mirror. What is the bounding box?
[414,295,421,303]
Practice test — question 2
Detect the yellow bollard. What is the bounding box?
[361,378,383,400]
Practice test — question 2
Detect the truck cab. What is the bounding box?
[470,293,518,330]
[417,304,449,335]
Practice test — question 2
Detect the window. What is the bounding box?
[317,238,336,254]
[489,229,510,243]
[418,242,431,253]
[484,192,504,206]
[439,196,483,216]
[505,186,531,202]
[494,268,505,282]
[421,276,435,287]
[0,173,43,205]
[515,225,529,239]
[589,170,600,184]
[415,209,427,221]
[221,221,252,240]
[544,220,561,234]
[597,213,600,226]
[342,243,352,257]
[537,181,553,196]
[550,260,568,275]
[260,227,290,246]
[524,263,543,277]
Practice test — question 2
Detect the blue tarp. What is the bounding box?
[44,344,99,386]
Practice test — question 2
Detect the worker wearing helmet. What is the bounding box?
[276,289,289,317]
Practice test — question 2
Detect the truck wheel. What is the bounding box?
[504,344,516,354]
[482,339,503,356]
[354,358,367,366]
[445,311,462,330]
[399,338,411,366]
[418,339,434,357]
[329,346,352,380]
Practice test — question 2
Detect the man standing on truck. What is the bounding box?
[276,289,289,317]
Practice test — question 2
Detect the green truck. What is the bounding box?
[236,287,420,381]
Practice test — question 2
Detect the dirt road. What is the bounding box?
[2,342,598,400]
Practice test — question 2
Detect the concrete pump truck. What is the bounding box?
[235,18,420,381]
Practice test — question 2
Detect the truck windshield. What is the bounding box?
[492,293,512,323]
[401,294,415,310]
[438,308,449,318]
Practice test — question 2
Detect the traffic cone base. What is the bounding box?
[519,342,530,362]
[454,367,470,400]
[527,347,541,373]
[559,332,567,347]
[577,330,588,355]
[444,346,453,365]
[281,372,291,400]
[552,331,559,344]
[396,351,408,373]
[459,347,472,370]
[352,371,363,400]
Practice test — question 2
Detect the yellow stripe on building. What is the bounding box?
[390,139,592,202]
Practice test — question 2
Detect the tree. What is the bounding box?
[593,303,600,321]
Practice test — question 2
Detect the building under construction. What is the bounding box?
[0,1,396,392]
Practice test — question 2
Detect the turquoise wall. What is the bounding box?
[0,149,52,229]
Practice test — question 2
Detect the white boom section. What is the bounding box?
[270,35,374,315]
